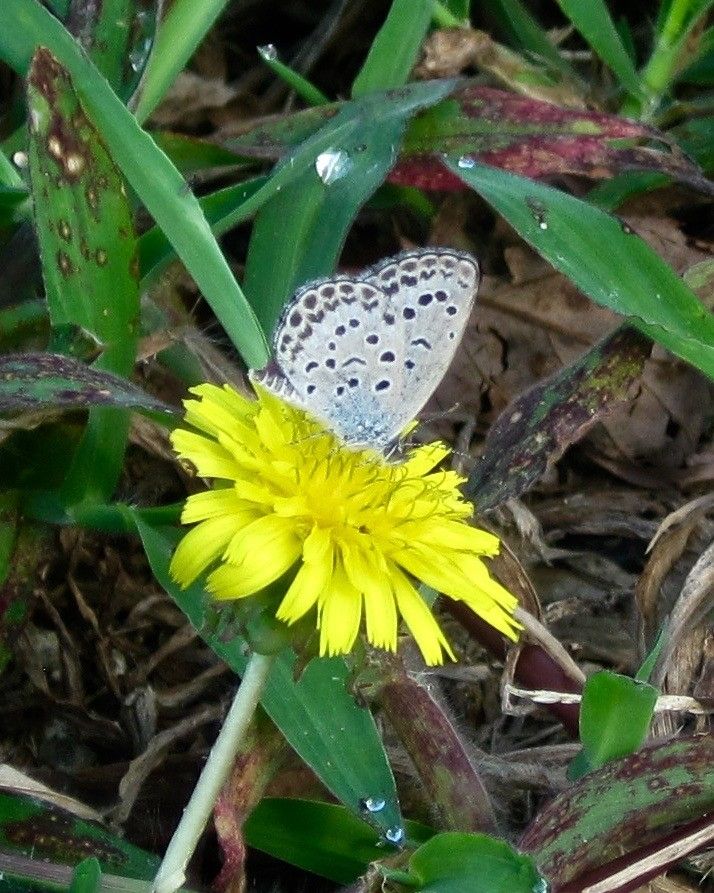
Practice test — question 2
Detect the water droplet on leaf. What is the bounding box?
[258,43,279,62]
[360,797,386,813]
[315,149,352,185]
[384,825,404,845]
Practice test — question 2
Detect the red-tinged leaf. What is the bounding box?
[374,652,498,834]
[519,736,714,889]
[467,326,651,510]
[393,85,712,193]
[222,82,709,194]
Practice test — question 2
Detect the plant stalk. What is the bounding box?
[152,651,275,893]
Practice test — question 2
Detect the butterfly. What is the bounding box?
[250,248,479,452]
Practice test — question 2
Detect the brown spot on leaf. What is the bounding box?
[57,250,75,278]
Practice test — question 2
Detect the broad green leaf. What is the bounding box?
[576,671,658,774]
[134,519,403,840]
[27,47,140,504]
[392,833,543,892]
[555,0,642,97]
[0,791,159,881]
[245,798,433,884]
[243,79,456,336]
[133,0,232,124]
[224,82,707,194]
[27,49,138,376]
[0,0,268,370]
[447,159,714,381]
[0,352,172,415]
[352,0,433,97]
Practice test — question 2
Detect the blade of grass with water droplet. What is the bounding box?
[242,80,457,336]
[446,158,714,380]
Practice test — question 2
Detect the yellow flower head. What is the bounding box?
[170,383,519,665]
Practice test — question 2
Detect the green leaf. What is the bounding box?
[576,670,658,774]
[352,0,433,98]
[487,0,579,78]
[395,833,543,892]
[587,171,671,210]
[243,79,457,336]
[69,857,102,893]
[134,519,403,840]
[139,175,268,289]
[437,0,470,22]
[447,158,714,381]
[245,798,433,884]
[133,0,232,124]
[27,47,140,504]
[0,0,268,370]
[554,0,642,97]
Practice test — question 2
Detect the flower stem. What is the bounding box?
[152,651,275,893]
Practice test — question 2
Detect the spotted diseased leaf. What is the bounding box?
[27,47,139,377]
[0,791,158,882]
[467,327,651,510]
[0,352,172,415]
[519,736,714,889]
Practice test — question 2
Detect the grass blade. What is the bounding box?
[447,158,714,380]
[352,0,433,97]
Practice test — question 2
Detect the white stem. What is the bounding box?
[152,651,275,893]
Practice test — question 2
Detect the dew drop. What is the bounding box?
[532,878,549,893]
[129,37,152,73]
[384,825,404,845]
[360,797,386,813]
[457,154,476,169]
[315,149,352,185]
[258,43,279,62]
[12,151,28,169]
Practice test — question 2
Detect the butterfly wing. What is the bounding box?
[250,249,479,450]
[250,276,404,447]
[364,248,479,421]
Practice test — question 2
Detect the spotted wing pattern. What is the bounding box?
[250,249,479,451]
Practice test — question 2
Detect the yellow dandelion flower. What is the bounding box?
[170,382,520,665]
